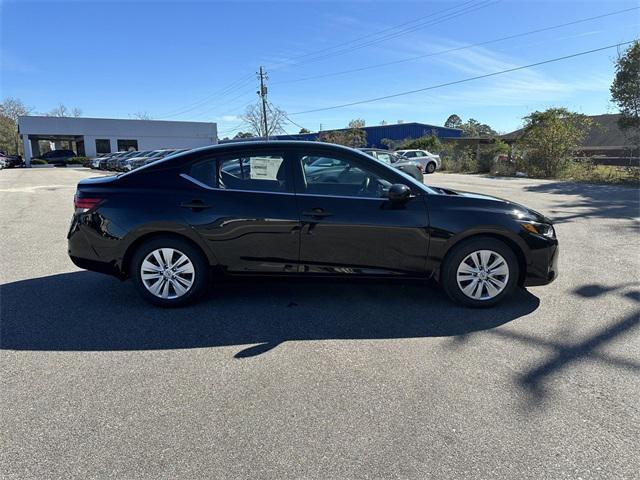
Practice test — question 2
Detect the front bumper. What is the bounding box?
[523,241,559,287]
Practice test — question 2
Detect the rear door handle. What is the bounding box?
[302,208,332,218]
[180,200,211,210]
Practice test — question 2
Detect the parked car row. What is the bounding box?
[91,149,190,172]
[0,151,24,169]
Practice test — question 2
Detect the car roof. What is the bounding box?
[188,140,366,157]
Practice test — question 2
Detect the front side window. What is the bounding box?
[414,151,426,157]
[189,153,288,192]
[403,151,416,158]
[301,154,392,198]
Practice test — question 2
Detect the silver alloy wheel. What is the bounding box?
[456,249,509,301]
[140,248,195,299]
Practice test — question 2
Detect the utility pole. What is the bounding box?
[257,66,269,139]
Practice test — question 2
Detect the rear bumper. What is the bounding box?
[68,220,125,279]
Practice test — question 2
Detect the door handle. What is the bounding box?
[180,200,211,210]
[302,208,332,218]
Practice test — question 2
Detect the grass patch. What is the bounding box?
[559,163,640,186]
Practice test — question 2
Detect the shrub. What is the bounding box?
[31,159,48,165]
[441,145,477,172]
[517,108,592,178]
[398,135,442,152]
[67,156,90,166]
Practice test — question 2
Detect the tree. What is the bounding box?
[241,102,287,137]
[319,119,367,147]
[45,103,82,117]
[518,108,592,178]
[130,111,152,120]
[0,97,33,155]
[610,40,639,151]
[444,114,462,129]
[299,128,311,134]
[234,131,254,139]
[460,118,496,137]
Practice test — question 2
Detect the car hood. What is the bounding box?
[433,185,551,223]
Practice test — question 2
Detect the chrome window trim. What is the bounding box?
[180,173,392,201]
[180,173,294,196]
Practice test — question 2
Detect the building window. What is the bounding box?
[117,139,138,151]
[95,139,111,155]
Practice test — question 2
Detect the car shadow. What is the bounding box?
[0,271,539,357]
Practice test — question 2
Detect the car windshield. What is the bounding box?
[375,152,393,164]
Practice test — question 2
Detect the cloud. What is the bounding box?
[397,39,612,107]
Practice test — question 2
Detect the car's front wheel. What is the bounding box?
[131,237,209,307]
[425,162,437,174]
[441,237,519,307]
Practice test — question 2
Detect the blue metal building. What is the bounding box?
[221,122,462,148]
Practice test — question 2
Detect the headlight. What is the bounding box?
[521,222,555,238]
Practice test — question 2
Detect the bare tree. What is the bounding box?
[45,103,82,117]
[240,102,287,137]
[130,111,153,120]
[0,97,33,155]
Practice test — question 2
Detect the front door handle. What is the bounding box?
[302,208,332,218]
[180,200,211,211]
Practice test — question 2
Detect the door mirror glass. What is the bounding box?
[387,183,411,203]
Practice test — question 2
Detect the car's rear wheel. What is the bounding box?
[131,237,209,307]
[441,237,519,307]
[425,162,437,174]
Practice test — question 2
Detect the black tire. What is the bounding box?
[425,162,437,174]
[130,236,209,307]
[440,237,519,308]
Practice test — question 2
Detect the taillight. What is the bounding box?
[74,195,103,211]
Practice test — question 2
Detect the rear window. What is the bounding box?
[189,153,288,192]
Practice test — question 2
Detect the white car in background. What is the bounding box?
[395,149,441,174]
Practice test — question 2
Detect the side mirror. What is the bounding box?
[387,183,411,203]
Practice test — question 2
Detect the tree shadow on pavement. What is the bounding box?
[491,282,640,406]
[0,271,539,357]
[523,181,640,225]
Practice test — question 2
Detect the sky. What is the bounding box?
[1,0,638,137]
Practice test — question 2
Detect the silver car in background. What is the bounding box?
[359,148,424,182]
[395,149,441,174]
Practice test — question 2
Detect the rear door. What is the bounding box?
[291,148,429,276]
[180,148,301,273]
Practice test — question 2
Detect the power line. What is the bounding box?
[290,40,636,115]
[158,74,253,118]
[268,0,479,69]
[270,0,497,70]
[267,100,309,133]
[273,6,640,85]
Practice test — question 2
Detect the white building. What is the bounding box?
[18,116,217,166]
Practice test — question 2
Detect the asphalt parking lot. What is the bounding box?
[1,167,639,479]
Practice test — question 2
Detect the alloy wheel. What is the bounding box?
[456,250,509,301]
[140,248,195,299]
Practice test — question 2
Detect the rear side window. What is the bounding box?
[189,153,289,192]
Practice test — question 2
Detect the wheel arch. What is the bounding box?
[440,231,528,286]
[119,230,217,278]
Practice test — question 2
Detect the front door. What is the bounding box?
[181,149,300,273]
[293,150,429,275]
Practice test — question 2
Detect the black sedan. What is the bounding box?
[68,141,558,307]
